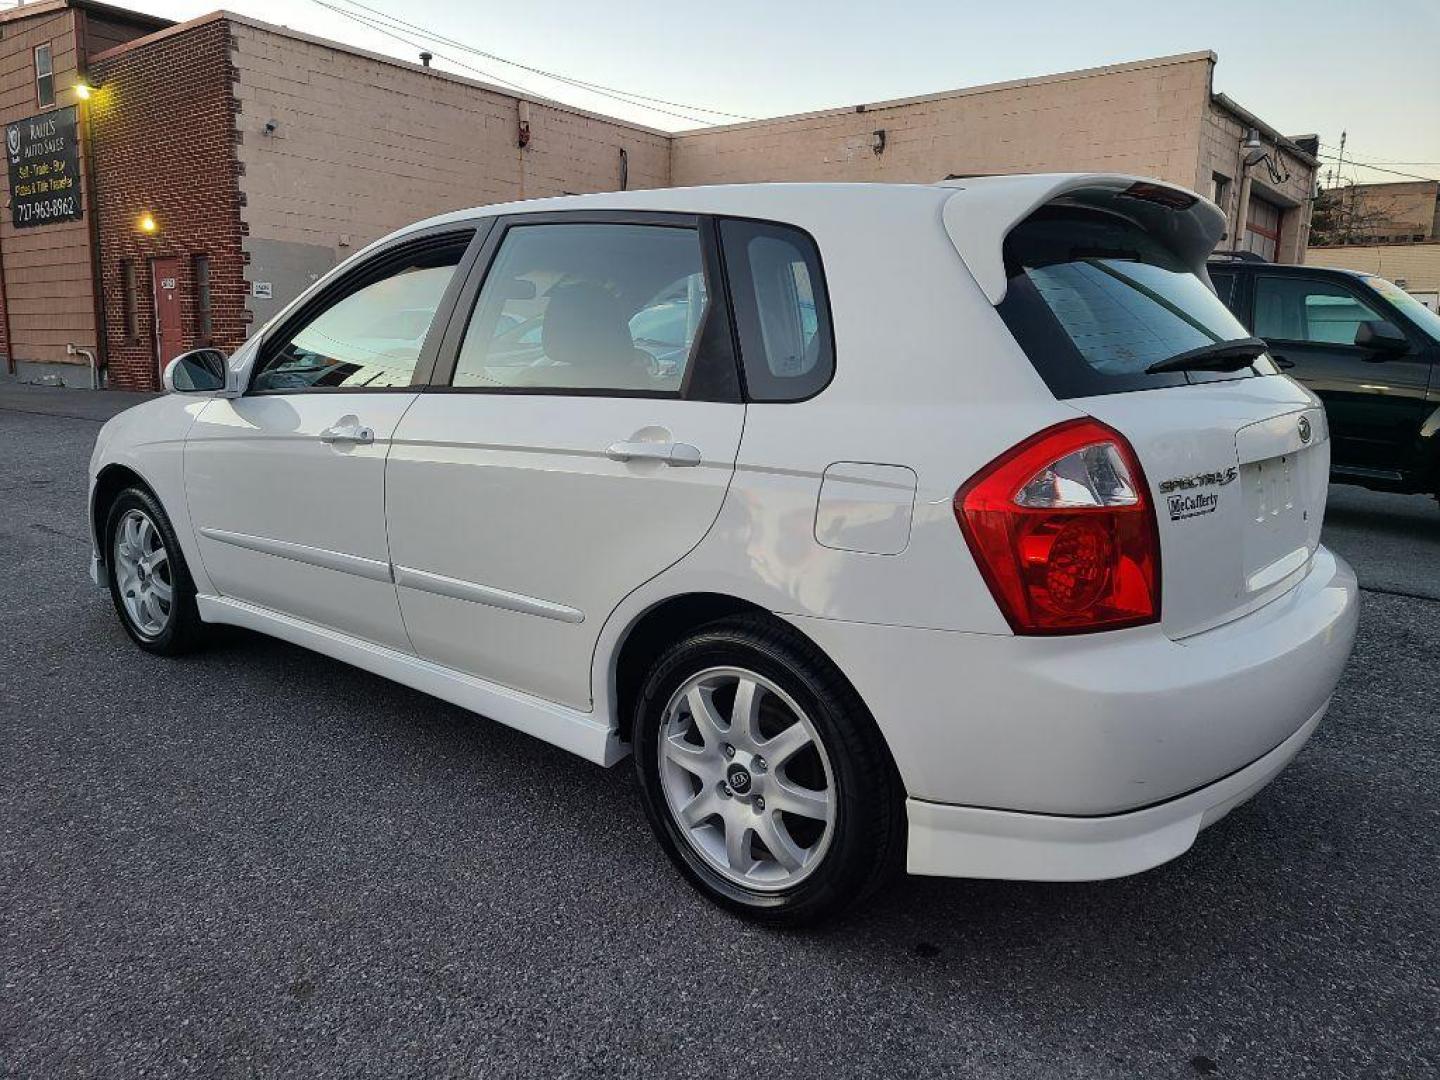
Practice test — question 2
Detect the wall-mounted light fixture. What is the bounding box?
[517,100,532,149]
[1240,127,1291,184]
[137,212,158,235]
[1241,128,1266,168]
[73,81,95,101]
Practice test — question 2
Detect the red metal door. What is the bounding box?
[151,257,184,378]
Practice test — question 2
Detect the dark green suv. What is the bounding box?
[1209,256,1440,500]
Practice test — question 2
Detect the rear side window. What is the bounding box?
[998,208,1269,398]
[721,219,833,401]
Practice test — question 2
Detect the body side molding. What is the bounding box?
[394,564,585,624]
[197,527,393,583]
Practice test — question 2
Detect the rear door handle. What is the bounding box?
[606,440,701,467]
[319,422,375,445]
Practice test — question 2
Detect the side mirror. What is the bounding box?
[1354,319,1408,355]
[162,348,228,393]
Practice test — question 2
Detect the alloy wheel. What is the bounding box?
[657,666,836,891]
[113,508,173,639]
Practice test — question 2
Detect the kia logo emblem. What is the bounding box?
[1298,416,1312,444]
[726,764,752,793]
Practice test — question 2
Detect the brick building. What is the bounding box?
[0,3,1320,390]
[1305,181,1440,312]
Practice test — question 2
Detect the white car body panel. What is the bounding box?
[87,176,1361,883]
[791,545,1356,813]
[1076,378,1330,639]
[385,395,745,710]
[906,701,1328,881]
[939,172,1228,304]
[185,393,421,652]
[88,395,214,596]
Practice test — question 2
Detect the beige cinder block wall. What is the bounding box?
[671,53,1217,190]
[1198,101,1315,262]
[1304,244,1440,296]
[230,15,670,326]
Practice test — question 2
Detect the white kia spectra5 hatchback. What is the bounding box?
[89,175,1359,924]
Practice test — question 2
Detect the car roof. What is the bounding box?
[374,174,1223,309]
[1207,258,1371,280]
[399,182,950,232]
[392,172,1212,236]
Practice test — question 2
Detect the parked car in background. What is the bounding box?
[1209,254,1440,501]
[88,177,1358,924]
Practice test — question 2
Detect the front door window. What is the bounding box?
[1253,277,1384,345]
[251,238,468,392]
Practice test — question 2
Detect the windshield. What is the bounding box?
[1365,275,1440,343]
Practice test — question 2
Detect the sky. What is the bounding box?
[111,0,1440,186]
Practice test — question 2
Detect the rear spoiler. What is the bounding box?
[940,173,1227,305]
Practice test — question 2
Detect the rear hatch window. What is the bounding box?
[998,206,1278,398]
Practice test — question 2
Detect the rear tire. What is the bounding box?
[633,615,904,925]
[105,487,206,655]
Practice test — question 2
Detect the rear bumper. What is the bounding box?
[906,698,1325,880]
[787,544,1358,818]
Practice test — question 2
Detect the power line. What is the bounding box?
[1319,141,1439,166]
[310,0,746,126]
[336,0,755,121]
[307,0,531,95]
[1316,154,1440,183]
[311,0,708,123]
[1319,143,1440,177]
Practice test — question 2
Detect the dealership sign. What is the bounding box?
[6,107,82,228]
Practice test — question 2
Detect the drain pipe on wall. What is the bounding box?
[67,343,101,389]
[1232,128,1266,254]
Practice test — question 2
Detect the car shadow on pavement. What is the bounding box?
[170,615,1346,956]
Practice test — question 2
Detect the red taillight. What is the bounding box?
[954,418,1160,635]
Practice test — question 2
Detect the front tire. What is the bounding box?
[105,487,206,655]
[633,616,903,925]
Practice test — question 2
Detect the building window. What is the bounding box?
[1211,173,1231,216]
[34,44,54,107]
[121,260,138,341]
[194,255,212,340]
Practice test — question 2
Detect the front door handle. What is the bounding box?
[606,440,701,467]
[319,421,375,445]
[1271,354,1296,370]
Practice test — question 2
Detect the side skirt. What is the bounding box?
[195,594,628,767]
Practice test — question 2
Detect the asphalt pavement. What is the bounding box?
[1,385,1436,1079]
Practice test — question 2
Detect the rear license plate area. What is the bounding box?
[1240,451,1311,593]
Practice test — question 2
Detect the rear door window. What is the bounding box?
[998,207,1273,398]
[451,222,707,395]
